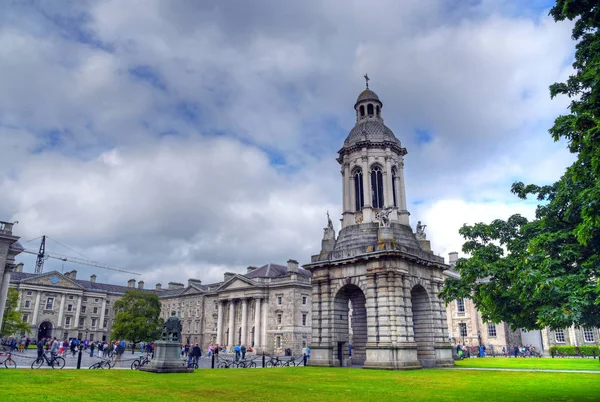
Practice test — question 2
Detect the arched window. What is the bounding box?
[367,104,374,116]
[376,105,380,117]
[353,168,364,211]
[391,167,397,207]
[359,105,365,118]
[371,166,384,209]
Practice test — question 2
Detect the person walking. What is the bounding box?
[234,344,241,361]
[37,338,45,360]
[241,345,247,360]
[90,341,95,357]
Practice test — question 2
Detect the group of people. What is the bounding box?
[2,336,31,352]
[455,343,540,358]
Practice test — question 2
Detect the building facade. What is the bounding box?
[304,85,453,369]
[6,258,312,355]
[0,221,23,331]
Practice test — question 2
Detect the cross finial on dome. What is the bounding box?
[364,73,370,89]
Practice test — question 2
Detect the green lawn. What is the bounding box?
[456,357,600,371]
[1,367,599,402]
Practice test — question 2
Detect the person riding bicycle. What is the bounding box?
[37,338,45,359]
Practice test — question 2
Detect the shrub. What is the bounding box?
[549,345,599,357]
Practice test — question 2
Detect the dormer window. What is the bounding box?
[367,104,374,116]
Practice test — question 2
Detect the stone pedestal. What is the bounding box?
[139,341,193,374]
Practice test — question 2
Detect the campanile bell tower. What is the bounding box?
[304,79,453,370]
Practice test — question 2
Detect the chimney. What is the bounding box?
[14,263,24,273]
[223,272,235,282]
[155,283,162,291]
[63,271,71,279]
[168,282,184,290]
[188,279,202,287]
[138,281,144,290]
[70,270,77,280]
[90,274,96,283]
[448,252,459,267]
[128,279,136,288]
[287,259,299,273]
[246,266,258,274]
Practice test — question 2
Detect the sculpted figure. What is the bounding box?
[161,315,183,342]
[416,221,427,240]
[375,207,393,228]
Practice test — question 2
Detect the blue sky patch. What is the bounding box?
[129,66,167,91]
[414,129,433,145]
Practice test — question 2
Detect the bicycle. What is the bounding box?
[238,357,258,368]
[31,352,65,369]
[0,351,16,368]
[131,354,152,370]
[265,355,284,368]
[90,358,113,369]
[217,358,239,369]
[283,356,305,367]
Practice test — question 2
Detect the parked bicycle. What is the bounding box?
[131,353,152,370]
[217,358,239,369]
[237,357,259,368]
[90,358,113,369]
[31,352,65,369]
[265,355,284,368]
[0,351,16,368]
[283,355,304,367]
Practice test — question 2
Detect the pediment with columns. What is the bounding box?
[19,271,84,290]
[217,275,259,292]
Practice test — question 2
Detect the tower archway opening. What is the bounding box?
[411,285,435,368]
[367,104,374,116]
[353,168,364,211]
[333,284,367,367]
[359,105,365,118]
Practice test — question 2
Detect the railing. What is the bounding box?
[311,241,445,264]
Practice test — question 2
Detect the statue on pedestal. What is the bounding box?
[323,211,336,240]
[375,207,393,228]
[416,221,427,240]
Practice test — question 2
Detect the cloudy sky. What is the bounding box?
[0,0,576,287]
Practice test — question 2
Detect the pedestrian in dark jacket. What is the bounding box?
[37,338,45,358]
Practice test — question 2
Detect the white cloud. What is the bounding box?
[0,1,578,286]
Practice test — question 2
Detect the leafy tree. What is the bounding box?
[111,290,163,343]
[1,288,31,336]
[440,0,600,330]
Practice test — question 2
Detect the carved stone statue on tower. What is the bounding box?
[374,207,393,228]
[323,211,335,240]
[416,221,427,240]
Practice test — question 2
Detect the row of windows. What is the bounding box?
[555,328,596,343]
[358,103,380,119]
[458,322,497,338]
[353,167,398,211]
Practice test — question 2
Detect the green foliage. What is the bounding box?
[110,290,163,343]
[1,288,30,336]
[549,345,599,357]
[440,0,600,330]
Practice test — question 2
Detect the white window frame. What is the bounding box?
[302,313,307,326]
[65,317,71,326]
[276,313,282,325]
[583,328,595,343]
[45,297,54,310]
[277,295,283,305]
[276,336,281,348]
[487,323,497,337]
[456,298,465,314]
[302,296,307,305]
[26,291,32,296]
[459,323,467,337]
[22,314,28,322]
[555,328,566,343]
[25,300,31,308]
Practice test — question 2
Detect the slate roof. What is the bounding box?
[355,89,381,106]
[245,263,311,279]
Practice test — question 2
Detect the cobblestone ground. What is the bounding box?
[4,349,306,370]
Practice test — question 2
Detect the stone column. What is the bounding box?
[241,298,248,346]
[397,160,409,225]
[261,298,268,350]
[31,291,41,325]
[253,298,261,348]
[57,293,66,328]
[99,298,107,329]
[384,156,393,208]
[227,300,235,347]
[216,301,224,346]
[0,268,12,327]
[74,296,83,331]
[362,157,370,208]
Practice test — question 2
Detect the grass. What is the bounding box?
[456,357,600,371]
[1,367,599,402]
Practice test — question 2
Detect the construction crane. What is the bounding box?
[21,235,141,276]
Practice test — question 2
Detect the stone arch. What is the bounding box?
[37,321,53,340]
[411,284,435,368]
[331,276,367,298]
[333,284,367,367]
